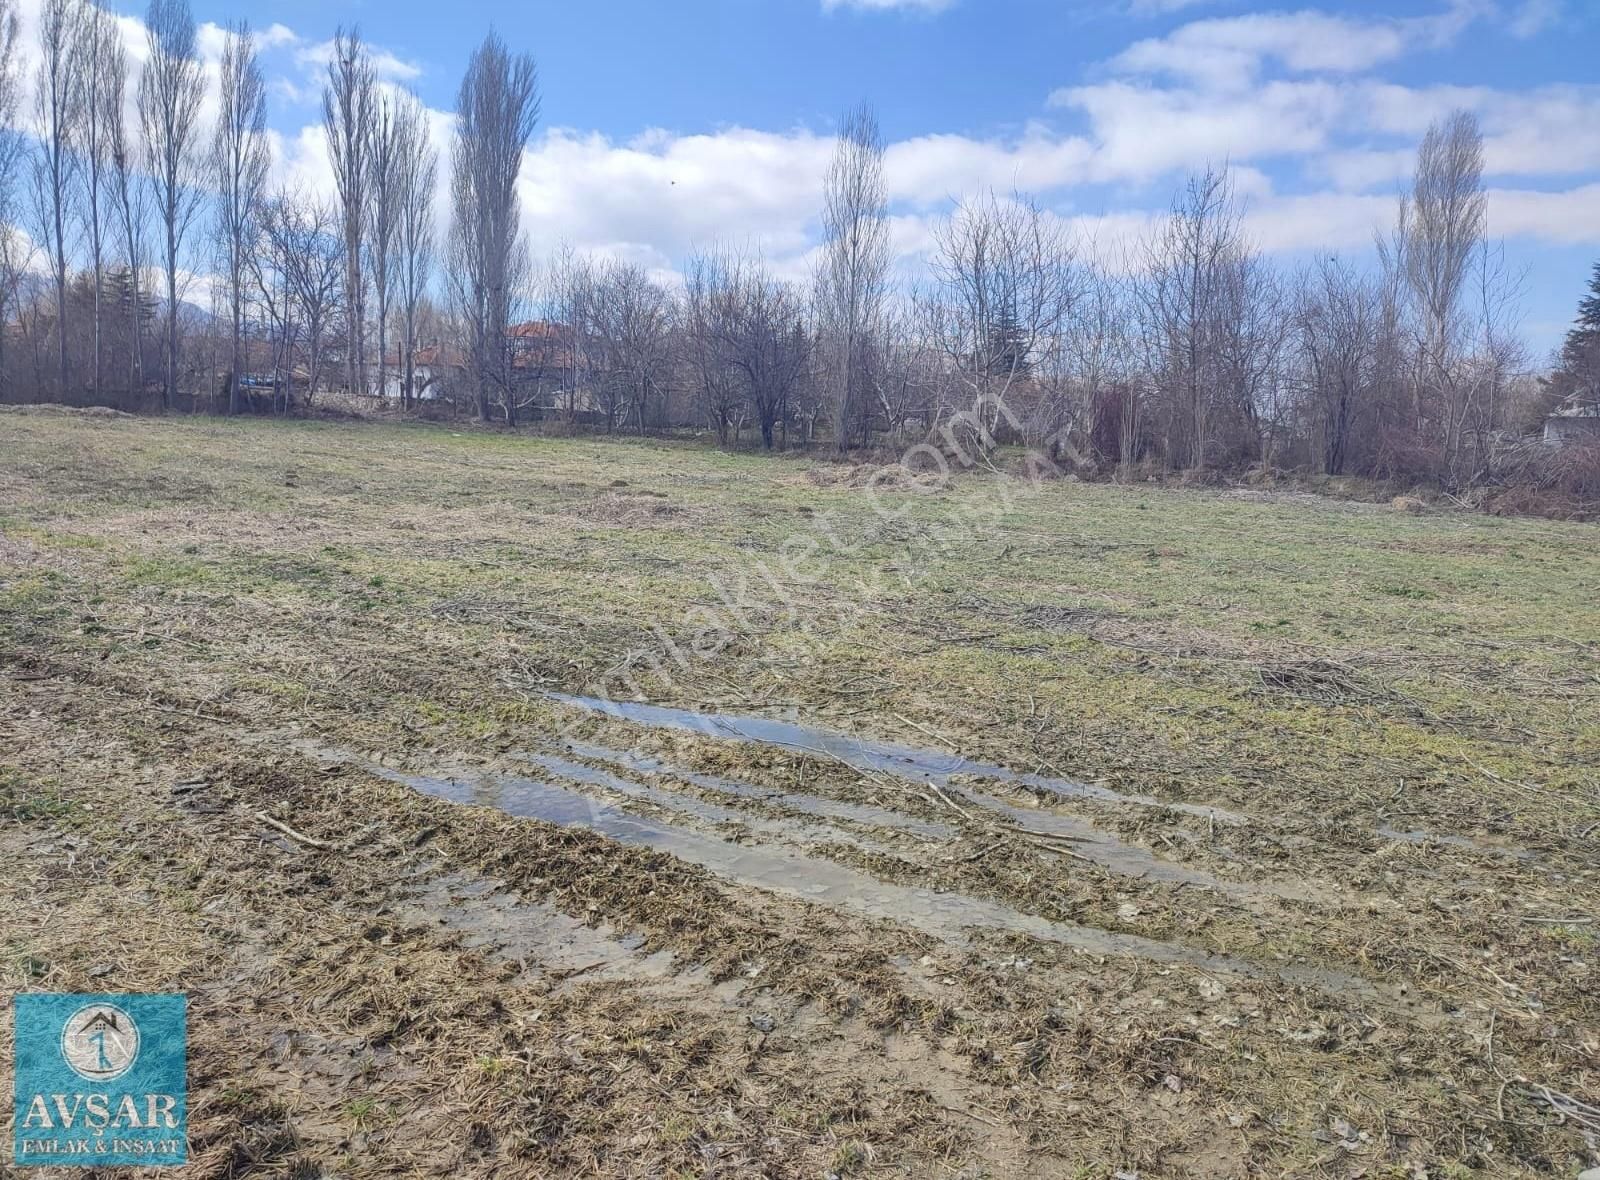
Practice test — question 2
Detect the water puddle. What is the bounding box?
[948,784,1316,900]
[559,738,1309,902]
[370,760,1381,1005]
[515,749,899,857]
[548,693,1244,823]
[1376,825,1535,863]
[558,739,956,839]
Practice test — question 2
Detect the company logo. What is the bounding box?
[60,1003,141,1082]
[13,993,187,1167]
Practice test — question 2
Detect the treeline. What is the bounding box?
[0,0,1590,496]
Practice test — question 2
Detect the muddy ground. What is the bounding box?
[1,409,1597,1178]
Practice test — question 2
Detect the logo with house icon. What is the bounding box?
[59,1002,141,1082]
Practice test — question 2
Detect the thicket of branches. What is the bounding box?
[0,0,1590,496]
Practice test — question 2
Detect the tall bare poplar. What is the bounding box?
[213,20,268,415]
[105,21,145,396]
[366,93,401,399]
[77,2,120,398]
[0,0,24,399]
[393,91,436,409]
[1402,109,1485,477]
[322,27,373,395]
[449,28,540,423]
[33,0,83,397]
[139,0,204,409]
[818,102,889,452]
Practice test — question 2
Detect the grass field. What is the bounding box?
[2,407,1597,1178]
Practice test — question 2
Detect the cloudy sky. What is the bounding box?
[42,0,1600,354]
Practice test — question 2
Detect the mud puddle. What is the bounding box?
[1376,824,1536,863]
[514,749,899,857]
[548,692,1245,823]
[391,870,680,988]
[361,759,1387,1007]
[558,739,956,839]
[948,785,1318,901]
[560,737,1314,904]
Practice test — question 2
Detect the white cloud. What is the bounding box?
[1242,189,1396,252]
[1509,0,1562,38]
[1357,82,1600,176]
[1047,67,1600,192]
[1233,183,1600,255]
[293,37,422,83]
[258,23,300,50]
[1107,2,1483,89]
[1112,13,1406,87]
[885,126,1094,205]
[515,127,835,269]
[1486,181,1600,244]
[1055,78,1345,181]
[267,124,337,199]
[1313,148,1414,192]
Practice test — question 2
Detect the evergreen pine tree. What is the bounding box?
[1548,261,1600,409]
[986,298,1030,378]
[1573,261,1600,338]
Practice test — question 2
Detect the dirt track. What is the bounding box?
[2,412,1597,1177]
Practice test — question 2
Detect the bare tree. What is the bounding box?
[1402,109,1486,481]
[1295,257,1378,476]
[818,102,889,451]
[33,0,84,397]
[871,306,939,441]
[684,252,747,445]
[1136,166,1247,470]
[365,91,401,400]
[140,0,204,409]
[105,20,146,398]
[1214,250,1289,464]
[922,192,1080,453]
[76,1,123,399]
[546,244,594,424]
[1458,240,1527,479]
[0,0,25,399]
[393,91,436,409]
[261,192,342,406]
[684,250,808,449]
[1068,260,1138,471]
[247,193,293,412]
[585,260,673,433]
[214,20,268,415]
[449,28,539,423]
[323,26,374,395]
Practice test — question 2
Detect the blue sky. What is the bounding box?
[86,0,1600,354]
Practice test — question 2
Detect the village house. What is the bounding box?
[380,321,575,410]
[1543,396,1600,444]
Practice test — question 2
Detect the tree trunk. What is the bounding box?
[165,224,179,409]
[402,306,415,411]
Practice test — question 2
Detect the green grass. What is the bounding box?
[0,768,78,822]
